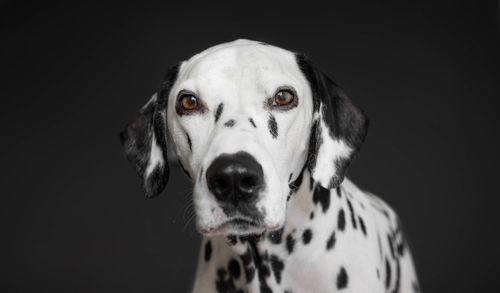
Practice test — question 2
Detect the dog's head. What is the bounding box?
[120,39,368,236]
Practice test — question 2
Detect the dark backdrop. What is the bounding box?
[1,1,499,292]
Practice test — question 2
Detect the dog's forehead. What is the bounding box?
[175,40,302,100]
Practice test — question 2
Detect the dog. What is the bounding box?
[120,39,420,293]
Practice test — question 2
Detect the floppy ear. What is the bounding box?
[120,64,180,198]
[296,54,369,189]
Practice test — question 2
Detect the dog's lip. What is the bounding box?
[199,217,266,235]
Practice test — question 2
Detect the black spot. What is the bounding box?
[309,176,315,191]
[326,231,336,250]
[249,118,257,128]
[387,234,396,259]
[289,166,305,192]
[336,267,348,290]
[268,228,283,244]
[313,185,331,213]
[270,255,285,284]
[260,282,272,293]
[306,119,322,174]
[240,248,252,266]
[261,251,269,262]
[247,241,272,293]
[224,119,235,127]
[216,267,240,293]
[336,186,342,198]
[358,216,367,236]
[286,234,295,254]
[302,229,313,244]
[204,241,212,262]
[397,241,405,256]
[226,235,237,246]
[245,266,255,283]
[199,166,203,183]
[377,268,380,279]
[346,198,357,229]
[327,158,350,189]
[217,268,226,280]
[186,132,192,150]
[392,260,401,293]
[377,235,383,259]
[215,103,224,122]
[337,209,346,231]
[288,173,293,182]
[310,211,314,219]
[239,247,255,284]
[268,114,278,138]
[228,258,241,279]
[385,258,391,289]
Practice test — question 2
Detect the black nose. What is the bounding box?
[206,152,264,204]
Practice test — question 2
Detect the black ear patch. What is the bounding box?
[120,64,180,198]
[120,100,169,198]
[296,53,369,189]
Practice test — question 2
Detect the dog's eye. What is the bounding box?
[180,95,198,110]
[274,90,295,106]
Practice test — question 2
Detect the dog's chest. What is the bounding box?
[192,178,411,293]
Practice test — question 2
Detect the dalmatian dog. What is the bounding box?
[120,39,420,293]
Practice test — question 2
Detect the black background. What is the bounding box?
[1,1,499,292]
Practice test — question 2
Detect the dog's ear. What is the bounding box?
[296,54,369,189]
[120,64,180,198]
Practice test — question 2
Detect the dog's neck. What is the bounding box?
[282,169,317,235]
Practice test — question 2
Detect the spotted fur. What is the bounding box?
[120,40,419,293]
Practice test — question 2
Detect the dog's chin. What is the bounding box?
[197,218,270,236]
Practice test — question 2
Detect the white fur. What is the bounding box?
[166,39,312,233]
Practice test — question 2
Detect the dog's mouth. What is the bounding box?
[198,217,267,236]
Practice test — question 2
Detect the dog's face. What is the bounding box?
[121,39,368,236]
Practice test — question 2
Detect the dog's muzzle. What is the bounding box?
[206,151,264,206]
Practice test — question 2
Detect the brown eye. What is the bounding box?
[274,90,294,105]
[180,95,198,110]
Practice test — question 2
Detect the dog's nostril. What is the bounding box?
[214,178,230,193]
[240,176,257,190]
[215,178,229,188]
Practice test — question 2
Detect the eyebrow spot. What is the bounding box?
[224,119,235,127]
[214,103,224,123]
[268,114,278,138]
[249,118,257,128]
